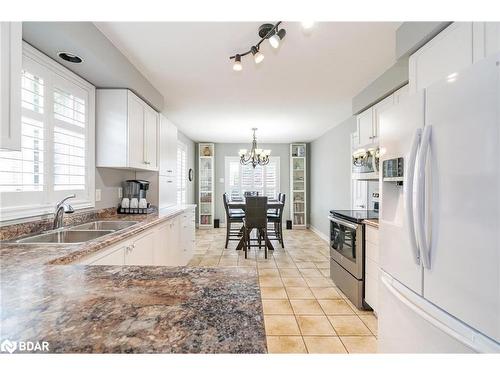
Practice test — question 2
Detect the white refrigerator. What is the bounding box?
[378,52,500,353]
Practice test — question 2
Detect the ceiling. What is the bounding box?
[95,22,400,143]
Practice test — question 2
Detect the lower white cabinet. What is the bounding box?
[364,225,379,313]
[79,208,195,266]
[125,229,155,265]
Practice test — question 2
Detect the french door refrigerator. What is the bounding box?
[378,52,500,353]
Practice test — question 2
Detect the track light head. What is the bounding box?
[233,54,242,71]
[251,46,265,64]
[269,28,286,49]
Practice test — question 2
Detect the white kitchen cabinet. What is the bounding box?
[0,22,22,150]
[356,108,374,147]
[392,84,409,105]
[126,229,155,265]
[364,225,379,313]
[143,105,158,170]
[372,95,394,142]
[96,89,159,171]
[90,245,127,265]
[473,22,500,62]
[409,22,474,93]
[158,115,177,208]
[77,208,196,267]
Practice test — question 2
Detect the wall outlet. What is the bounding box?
[118,187,123,199]
[95,189,101,202]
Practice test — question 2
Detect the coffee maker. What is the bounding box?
[119,180,151,213]
[123,179,150,200]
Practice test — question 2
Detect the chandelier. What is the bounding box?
[239,128,271,168]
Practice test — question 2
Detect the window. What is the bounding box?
[225,156,280,200]
[0,43,95,221]
[177,141,187,204]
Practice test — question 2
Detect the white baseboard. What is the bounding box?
[309,225,329,243]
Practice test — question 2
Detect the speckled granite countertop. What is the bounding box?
[0,206,266,353]
[363,219,379,229]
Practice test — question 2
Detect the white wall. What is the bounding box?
[309,117,356,238]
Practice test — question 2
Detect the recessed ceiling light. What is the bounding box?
[58,52,83,64]
[301,21,315,30]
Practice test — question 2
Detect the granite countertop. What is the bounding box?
[363,219,379,229]
[0,206,266,353]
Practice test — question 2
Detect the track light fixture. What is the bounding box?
[230,22,286,71]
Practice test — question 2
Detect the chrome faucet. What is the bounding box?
[53,194,76,230]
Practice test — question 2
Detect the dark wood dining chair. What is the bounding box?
[242,196,269,259]
[223,193,245,248]
[267,193,285,248]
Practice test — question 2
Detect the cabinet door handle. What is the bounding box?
[144,161,151,165]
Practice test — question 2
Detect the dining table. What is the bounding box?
[227,199,284,251]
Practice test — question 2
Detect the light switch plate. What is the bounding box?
[95,189,101,202]
[118,187,123,199]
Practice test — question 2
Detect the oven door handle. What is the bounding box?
[328,216,358,230]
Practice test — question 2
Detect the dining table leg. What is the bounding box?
[235,226,275,250]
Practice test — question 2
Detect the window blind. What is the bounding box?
[225,157,280,199]
[0,70,45,193]
[0,43,95,221]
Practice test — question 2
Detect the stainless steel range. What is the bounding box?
[328,209,378,310]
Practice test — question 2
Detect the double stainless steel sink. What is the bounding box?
[14,221,138,244]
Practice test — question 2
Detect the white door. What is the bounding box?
[143,107,158,170]
[357,108,374,146]
[422,53,500,342]
[167,216,181,265]
[126,230,155,265]
[379,91,425,294]
[127,93,145,169]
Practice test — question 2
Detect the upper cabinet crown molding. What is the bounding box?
[96,88,159,171]
[0,22,22,151]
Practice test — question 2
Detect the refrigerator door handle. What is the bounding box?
[415,125,432,269]
[405,128,422,265]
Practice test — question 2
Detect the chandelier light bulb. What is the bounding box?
[233,54,242,71]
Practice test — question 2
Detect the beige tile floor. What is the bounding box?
[189,227,378,354]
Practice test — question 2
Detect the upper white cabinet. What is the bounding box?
[355,93,394,148]
[392,84,409,105]
[409,22,500,93]
[372,94,394,142]
[356,108,374,147]
[96,89,158,171]
[473,22,500,61]
[159,114,177,176]
[158,114,178,208]
[0,22,22,150]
